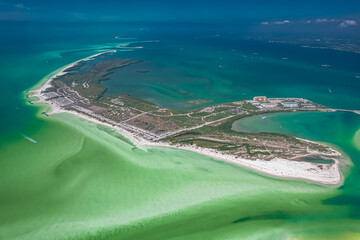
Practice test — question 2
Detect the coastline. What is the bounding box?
[29,50,116,93]
[28,51,343,186]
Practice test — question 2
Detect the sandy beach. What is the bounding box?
[28,51,343,186]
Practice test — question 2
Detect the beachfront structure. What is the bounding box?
[281,102,299,108]
[287,98,307,102]
[261,103,278,108]
[246,100,261,106]
[268,97,307,103]
[253,96,267,102]
[302,104,316,108]
[268,98,284,103]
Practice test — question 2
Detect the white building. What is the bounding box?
[281,102,299,108]
[261,103,278,108]
[246,100,261,106]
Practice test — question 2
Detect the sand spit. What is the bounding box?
[28,51,343,186]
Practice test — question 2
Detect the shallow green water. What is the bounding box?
[1,22,360,239]
[0,113,353,240]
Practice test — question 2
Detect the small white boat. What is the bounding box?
[20,134,38,143]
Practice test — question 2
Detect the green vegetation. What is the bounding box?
[55,59,140,101]
[163,109,331,160]
[241,102,258,110]
[102,94,158,112]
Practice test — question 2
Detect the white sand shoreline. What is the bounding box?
[28,51,343,186]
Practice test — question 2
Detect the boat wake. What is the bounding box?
[20,133,38,143]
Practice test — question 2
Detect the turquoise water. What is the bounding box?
[0,22,360,239]
[101,36,360,110]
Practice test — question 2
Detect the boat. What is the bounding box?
[20,133,38,143]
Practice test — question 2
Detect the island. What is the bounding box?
[29,51,343,185]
